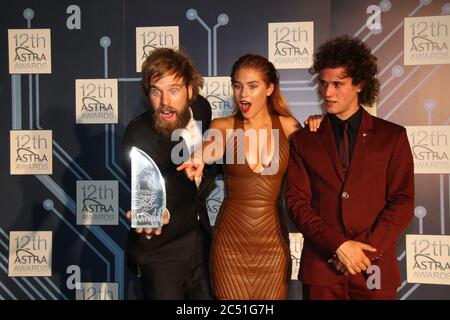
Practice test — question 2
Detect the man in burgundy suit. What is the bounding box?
[286,36,414,300]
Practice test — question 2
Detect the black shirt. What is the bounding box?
[329,107,362,162]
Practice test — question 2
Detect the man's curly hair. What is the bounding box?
[309,35,379,106]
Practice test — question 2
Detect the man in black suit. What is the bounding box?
[122,48,216,299]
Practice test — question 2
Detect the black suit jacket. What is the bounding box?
[122,95,217,266]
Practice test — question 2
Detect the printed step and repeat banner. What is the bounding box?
[1,0,449,300]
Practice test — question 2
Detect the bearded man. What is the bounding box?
[122,48,215,299]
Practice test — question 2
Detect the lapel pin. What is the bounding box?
[362,133,367,143]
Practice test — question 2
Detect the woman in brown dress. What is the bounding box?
[179,54,300,299]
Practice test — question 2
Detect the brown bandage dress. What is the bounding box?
[211,114,290,300]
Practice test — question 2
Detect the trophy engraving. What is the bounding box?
[130,147,166,229]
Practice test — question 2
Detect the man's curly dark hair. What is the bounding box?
[309,35,380,106]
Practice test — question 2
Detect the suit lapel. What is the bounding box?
[318,115,345,183]
[345,108,374,185]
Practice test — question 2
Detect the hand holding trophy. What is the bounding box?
[128,147,170,239]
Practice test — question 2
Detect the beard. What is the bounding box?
[152,105,191,139]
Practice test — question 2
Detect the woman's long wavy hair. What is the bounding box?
[231,54,292,117]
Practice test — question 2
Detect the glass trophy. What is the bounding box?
[130,146,166,229]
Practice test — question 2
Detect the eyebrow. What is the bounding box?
[232,80,260,85]
[150,83,183,90]
[318,78,347,83]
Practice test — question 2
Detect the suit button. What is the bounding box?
[341,192,350,200]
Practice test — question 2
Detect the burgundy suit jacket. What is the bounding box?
[286,109,414,289]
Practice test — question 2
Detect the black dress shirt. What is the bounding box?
[329,107,363,162]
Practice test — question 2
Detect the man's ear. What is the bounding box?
[188,85,193,100]
[356,81,364,93]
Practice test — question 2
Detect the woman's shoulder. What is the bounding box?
[278,115,301,137]
[279,115,299,125]
[210,115,235,129]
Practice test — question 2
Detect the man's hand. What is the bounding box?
[303,114,324,132]
[335,240,377,275]
[176,160,204,182]
[126,209,171,238]
[328,256,349,275]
